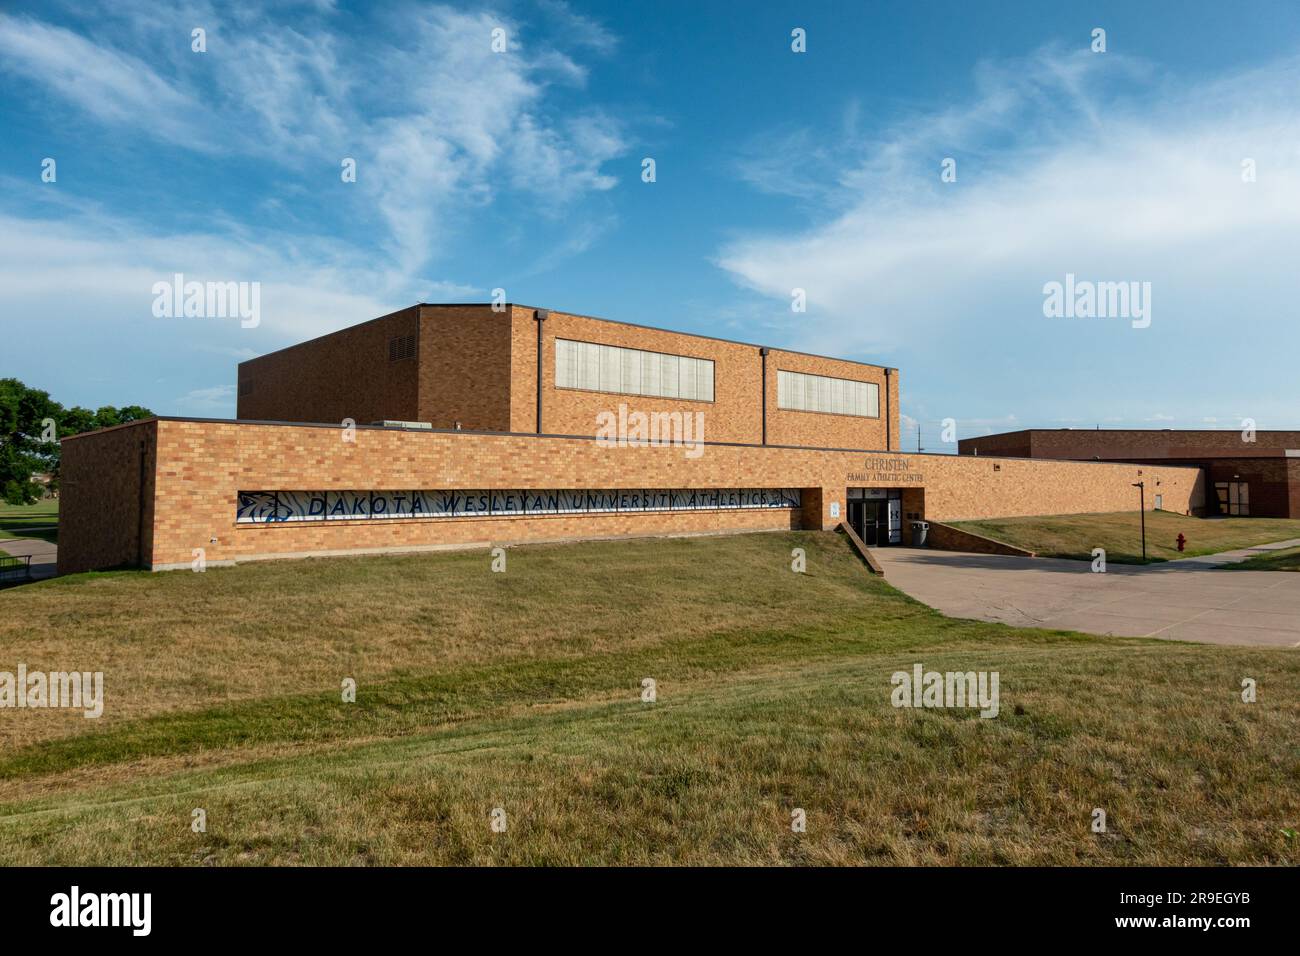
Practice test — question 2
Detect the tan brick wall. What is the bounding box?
[514,306,760,442]
[48,420,1206,571]
[765,350,894,450]
[914,454,1203,523]
[925,521,1035,556]
[508,305,540,433]
[234,303,901,452]
[507,306,897,448]
[57,419,158,574]
[236,306,421,424]
[958,429,1297,517]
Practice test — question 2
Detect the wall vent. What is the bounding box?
[388,333,416,362]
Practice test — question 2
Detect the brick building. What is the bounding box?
[958,429,1300,518]
[58,305,1205,573]
[236,304,902,450]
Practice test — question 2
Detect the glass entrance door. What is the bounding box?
[1214,482,1249,516]
[851,499,886,545]
[848,500,866,543]
[847,489,896,546]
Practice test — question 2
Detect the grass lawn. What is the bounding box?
[0,531,1295,865]
[949,511,1300,564]
[1227,545,1300,572]
[0,500,58,544]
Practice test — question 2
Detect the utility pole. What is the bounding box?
[1132,481,1146,561]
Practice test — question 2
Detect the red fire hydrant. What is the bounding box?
[1176,533,1186,553]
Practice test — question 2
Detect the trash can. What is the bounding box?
[910,521,929,547]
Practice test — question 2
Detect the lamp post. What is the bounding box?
[1132,481,1146,562]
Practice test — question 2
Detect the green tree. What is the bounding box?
[0,379,152,504]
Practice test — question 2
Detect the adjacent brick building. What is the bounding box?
[58,305,1206,573]
[958,429,1300,518]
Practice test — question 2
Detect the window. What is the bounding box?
[777,370,879,417]
[238,377,253,397]
[554,339,714,402]
[388,333,416,362]
[236,488,801,522]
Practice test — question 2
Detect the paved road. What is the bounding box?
[0,538,58,584]
[874,545,1300,647]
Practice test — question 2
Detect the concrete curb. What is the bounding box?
[838,521,885,575]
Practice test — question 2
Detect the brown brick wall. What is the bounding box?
[53,420,1203,571]
[958,432,1032,458]
[236,306,421,425]
[962,429,1300,460]
[1291,460,1300,518]
[1202,458,1296,518]
[415,304,512,430]
[1028,429,1300,458]
[57,419,157,574]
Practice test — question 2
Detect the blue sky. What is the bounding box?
[2,0,1298,448]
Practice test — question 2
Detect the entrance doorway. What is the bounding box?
[848,499,887,546]
[847,488,902,545]
[1214,481,1250,516]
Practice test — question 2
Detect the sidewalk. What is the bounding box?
[0,538,58,583]
[1159,537,1300,569]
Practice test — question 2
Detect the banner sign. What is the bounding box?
[236,489,803,524]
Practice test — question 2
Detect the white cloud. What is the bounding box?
[0,3,627,278]
[175,385,235,414]
[0,14,205,142]
[717,47,1300,364]
[534,0,618,55]
[0,202,464,350]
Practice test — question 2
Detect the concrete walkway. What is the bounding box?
[1162,537,1300,569]
[874,544,1300,647]
[0,538,58,584]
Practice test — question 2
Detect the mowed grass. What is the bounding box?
[949,511,1300,564]
[0,531,1296,865]
[1227,545,1300,572]
[0,501,58,544]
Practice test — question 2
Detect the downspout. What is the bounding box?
[533,309,548,433]
[884,368,892,451]
[137,437,148,568]
[759,347,769,445]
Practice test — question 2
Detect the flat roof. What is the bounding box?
[239,303,896,373]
